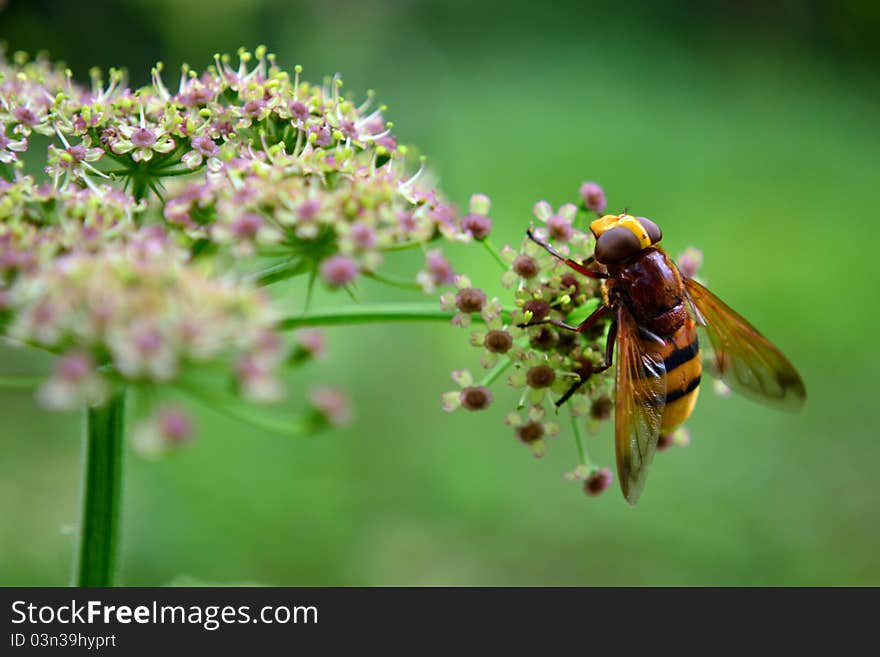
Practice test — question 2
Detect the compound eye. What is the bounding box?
[595,226,641,264]
[636,216,662,244]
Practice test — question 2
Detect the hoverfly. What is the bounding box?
[523,213,806,504]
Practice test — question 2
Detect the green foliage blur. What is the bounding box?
[1,0,878,586]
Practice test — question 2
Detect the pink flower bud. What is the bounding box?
[425,249,455,286]
[56,352,93,383]
[584,468,613,496]
[157,407,195,444]
[231,212,264,239]
[454,287,486,313]
[309,386,352,427]
[461,213,492,240]
[579,181,607,213]
[460,386,492,411]
[295,329,326,359]
[320,255,359,287]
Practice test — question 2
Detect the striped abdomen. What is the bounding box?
[645,316,702,431]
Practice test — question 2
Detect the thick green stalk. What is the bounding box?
[76,389,126,587]
[280,305,454,329]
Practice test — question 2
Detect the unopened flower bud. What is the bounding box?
[677,247,704,279]
[547,215,574,242]
[529,326,558,351]
[309,386,352,427]
[461,213,492,240]
[516,420,544,444]
[579,181,607,213]
[526,364,556,388]
[590,396,612,421]
[460,385,492,411]
[157,407,195,444]
[560,272,580,296]
[230,212,264,239]
[424,249,455,286]
[320,254,359,287]
[523,299,551,321]
[289,329,326,364]
[484,329,513,354]
[584,467,613,496]
[455,287,486,314]
[513,254,539,279]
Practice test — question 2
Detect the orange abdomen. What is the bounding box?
[644,316,702,432]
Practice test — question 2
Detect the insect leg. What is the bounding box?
[555,378,585,407]
[554,317,617,408]
[526,229,608,279]
[594,319,617,373]
[518,303,610,331]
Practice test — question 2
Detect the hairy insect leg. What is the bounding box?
[554,319,617,408]
[525,229,607,279]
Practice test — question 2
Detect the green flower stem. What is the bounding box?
[175,381,311,437]
[303,262,318,314]
[480,357,513,387]
[251,258,310,286]
[150,167,199,178]
[481,239,508,271]
[381,240,428,252]
[570,406,590,468]
[362,270,424,292]
[76,389,126,587]
[279,303,514,330]
[98,148,134,169]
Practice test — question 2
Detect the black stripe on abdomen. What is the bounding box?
[663,336,699,372]
[665,376,701,403]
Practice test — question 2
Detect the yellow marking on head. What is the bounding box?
[589,214,652,249]
[589,214,621,236]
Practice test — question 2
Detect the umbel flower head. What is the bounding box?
[0,46,491,447]
[8,230,285,408]
[1,46,483,288]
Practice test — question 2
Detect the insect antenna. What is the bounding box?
[525,228,607,279]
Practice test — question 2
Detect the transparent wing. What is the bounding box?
[614,307,667,505]
[684,277,806,410]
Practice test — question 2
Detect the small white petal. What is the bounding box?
[532,200,553,221]
[441,391,462,412]
[451,369,474,387]
[559,203,578,221]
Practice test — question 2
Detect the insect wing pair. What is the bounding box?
[615,275,806,504]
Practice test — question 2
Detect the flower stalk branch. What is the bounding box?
[481,239,508,271]
[480,357,513,387]
[570,406,589,468]
[279,304,514,330]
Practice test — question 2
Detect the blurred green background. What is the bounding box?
[2,0,878,586]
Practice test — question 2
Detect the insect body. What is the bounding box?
[525,213,806,504]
